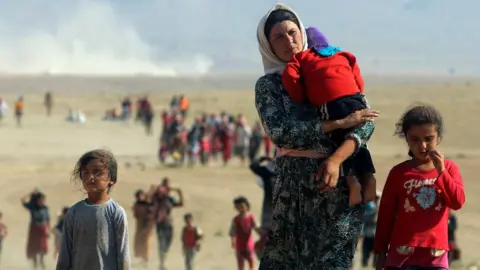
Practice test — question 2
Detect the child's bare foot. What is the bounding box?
[346,176,362,207]
[362,174,377,204]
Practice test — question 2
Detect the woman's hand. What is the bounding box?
[339,109,379,129]
[315,158,341,192]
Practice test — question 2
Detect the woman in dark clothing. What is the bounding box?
[255,4,379,269]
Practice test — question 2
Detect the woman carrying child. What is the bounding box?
[255,3,379,269]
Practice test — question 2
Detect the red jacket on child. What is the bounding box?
[282,49,364,105]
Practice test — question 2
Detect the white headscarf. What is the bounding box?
[256,3,308,75]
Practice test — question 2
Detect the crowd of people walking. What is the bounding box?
[158,98,273,167]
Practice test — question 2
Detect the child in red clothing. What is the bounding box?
[374,104,465,270]
[282,27,376,206]
[229,196,261,270]
[181,213,203,270]
[200,135,211,166]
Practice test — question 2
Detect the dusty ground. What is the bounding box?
[0,76,479,269]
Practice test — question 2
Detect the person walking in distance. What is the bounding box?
[151,178,184,270]
[44,92,53,117]
[181,213,203,270]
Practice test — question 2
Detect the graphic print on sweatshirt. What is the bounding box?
[403,177,443,212]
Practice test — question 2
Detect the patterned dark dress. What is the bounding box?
[256,73,375,270]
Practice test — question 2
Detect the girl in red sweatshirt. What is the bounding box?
[374,104,465,270]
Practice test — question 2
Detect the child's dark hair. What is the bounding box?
[135,189,144,198]
[71,149,118,183]
[394,104,444,157]
[184,213,193,222]
[162,177,170,185]
[394,104,444,139]
[30,192,45,205]
[233,196,250,209]
[62,207,69,215]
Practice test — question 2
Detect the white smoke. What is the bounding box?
[0,1,213,76]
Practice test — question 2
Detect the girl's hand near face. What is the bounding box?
[428,149,445,173]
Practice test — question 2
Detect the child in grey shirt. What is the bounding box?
[56,149,130,270]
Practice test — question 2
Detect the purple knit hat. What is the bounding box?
[306,27,329,49]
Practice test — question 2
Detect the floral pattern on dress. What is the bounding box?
[413,186,437,210]
[255,73,375,269]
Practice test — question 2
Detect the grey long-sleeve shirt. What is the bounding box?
[56,199,131,270]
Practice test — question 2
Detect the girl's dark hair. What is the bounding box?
[62,207,69,215]
[30,192,45,205]
[71,149,118,183]
[233,196,250,209]
[394,104,444,138]
[264,9,300,39]
[394,104,444,157]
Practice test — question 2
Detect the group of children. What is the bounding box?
[181,195,261,270]
[131,180,199,270]
[0,147,261,270]
[130,182,261,270]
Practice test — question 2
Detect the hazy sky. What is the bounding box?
[0,0,478,76]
